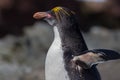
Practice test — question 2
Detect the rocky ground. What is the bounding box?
[0,22,119,80]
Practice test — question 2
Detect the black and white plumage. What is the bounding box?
[33,7,120,80]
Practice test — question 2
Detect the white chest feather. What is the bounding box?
[45,27,70,80]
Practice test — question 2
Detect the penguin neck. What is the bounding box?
[56,23,88,55]
[53,26,61,40]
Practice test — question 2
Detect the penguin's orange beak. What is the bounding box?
[33,12,52,19]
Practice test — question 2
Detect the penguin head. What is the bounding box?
[33,7,76,26]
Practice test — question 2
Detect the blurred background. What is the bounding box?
[0,0,120,80]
